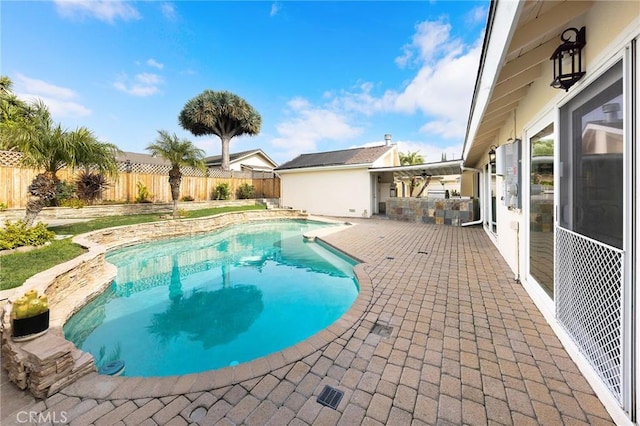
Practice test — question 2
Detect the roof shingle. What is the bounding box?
[276,145,393,171]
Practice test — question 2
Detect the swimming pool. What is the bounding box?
[63,219,358,377]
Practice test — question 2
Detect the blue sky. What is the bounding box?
[2,0,488,165]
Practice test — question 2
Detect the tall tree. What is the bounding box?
[146,130,205,218]
[178,90,261,171]
[3,100,119,225]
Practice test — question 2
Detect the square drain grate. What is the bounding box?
[317,385,344,410]
[371,323,393,337]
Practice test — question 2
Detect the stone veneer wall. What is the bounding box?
[386,197,479,225]
[0,199,279,222]
[1,209,306,398]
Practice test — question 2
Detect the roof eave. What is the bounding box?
[462,0,524,167]
[275,163,374,173]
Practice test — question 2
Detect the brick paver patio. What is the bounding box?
[1,218,614,425]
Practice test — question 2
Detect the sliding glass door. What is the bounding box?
[528,123,555,299]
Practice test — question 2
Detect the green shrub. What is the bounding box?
[0,202,7,211]
[212,183,231,200]
[52,180,77,206]
[0,221,55,251]
[236,183,255,199]
[136,182,152,203]
[59,198,85,209]
[180,195,195,202]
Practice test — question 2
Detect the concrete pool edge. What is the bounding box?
[1,210,370,400]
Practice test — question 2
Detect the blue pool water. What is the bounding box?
[63,220,359,377]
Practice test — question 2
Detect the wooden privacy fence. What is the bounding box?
[0,151,280,208]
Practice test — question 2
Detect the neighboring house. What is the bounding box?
[117,151,170,167]
[275,145,399,217]
[462,1,639,424]
[204,149,278,172]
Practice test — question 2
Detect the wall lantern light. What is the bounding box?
[488,145,498,167]
[550,27,586,92]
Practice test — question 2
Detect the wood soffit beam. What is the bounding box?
[475,126,500,140]
[508,1,593,53]
[498,38,557,84]
[484,100,520,121]
[487,86,529,111]
[479,113,510,130]
[475,135,498,147]
[491,66,541,101]
[468,134,499,164]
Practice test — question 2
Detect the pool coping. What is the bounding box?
[2,210,372,400]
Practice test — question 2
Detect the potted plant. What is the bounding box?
[11,290,49,342]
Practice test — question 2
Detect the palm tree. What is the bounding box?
[0,76,36,149]
[178,90,261,171]
[6,103,119,225]
[399,151,425,197]
[146,130,205,218]
[399,150,424,166]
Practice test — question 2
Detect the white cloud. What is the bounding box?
[34,96,92,118]
[146,58,164,69]
[466,5,488,25]
[14,73,76,100]
[113,73,163,97]
[161,2,176,21]
[270,3,280,17]
[269,16,482,161]
[13,74,91,118]
[350,139,462,163]
[54,0,141,23]
[395,140,463,162]
[325,18,482,140]
[396,20,460,68]
[271,97,364,159]
[193,136,218,154]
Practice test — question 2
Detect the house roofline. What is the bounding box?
[462,0,524,166]
[275,163,374,174]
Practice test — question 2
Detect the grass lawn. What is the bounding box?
[0,204,267,291]
[0,238,86,290]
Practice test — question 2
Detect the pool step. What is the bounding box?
[257,198,280,209]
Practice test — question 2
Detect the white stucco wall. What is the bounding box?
[371,146,400,168]
[279,167,372,217]
[466,5,640,423]
[473,2,640,277]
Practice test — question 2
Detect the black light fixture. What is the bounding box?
[550,27,586,92]
[488,145,497,166]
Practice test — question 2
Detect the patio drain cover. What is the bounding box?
[371,323,393,337]
[317,385,344,410]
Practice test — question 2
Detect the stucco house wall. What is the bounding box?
[279,167,372,217]
[277,144,399,218]
[464,2,639,423]
[476,1,639,278]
